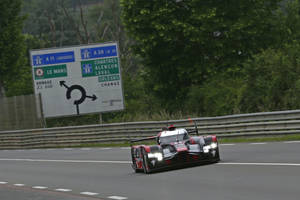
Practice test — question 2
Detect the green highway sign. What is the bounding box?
[98,74,120,82]
[34,64,67,80]
[81,58,119,78]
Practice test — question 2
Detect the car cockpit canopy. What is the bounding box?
[158,128,189,144]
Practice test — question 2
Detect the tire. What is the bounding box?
[142,148,151,174]
[131,149,139,173]
[132,163,139,173]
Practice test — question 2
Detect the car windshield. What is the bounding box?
[159,133,188,144]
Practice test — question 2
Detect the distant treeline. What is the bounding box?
[1,0,300,127]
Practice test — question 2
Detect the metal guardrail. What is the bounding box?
[1,109,300,149]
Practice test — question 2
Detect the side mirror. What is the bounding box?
[156,137,160,144]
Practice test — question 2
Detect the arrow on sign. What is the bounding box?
[86,94,97,101]
[59,81,69,89]
[59,81,97,115]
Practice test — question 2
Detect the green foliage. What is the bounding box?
[241,42,300,112]
[88,0,121,42]
[0,0,26,87]
[22,0,108,46]
[46,114,101,127]
[5,34,47,96]
[219,134,300,144]
[184,73,246,116]
[121,0,282,110]
[280,0,300,44]
[4,66,33,96]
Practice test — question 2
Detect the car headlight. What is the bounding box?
[203,146,211,153]
[148,153,163,161]
[203,143,218,153]
[211,142,218,149]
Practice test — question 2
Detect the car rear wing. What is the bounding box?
[187,129,198,135]
[187,121,199,136]
[130,136,157,146]
[130,121,199,146]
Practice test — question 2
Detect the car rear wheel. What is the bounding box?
[130,149,139,173]
[132,163,140,173]
[142,148,151,174]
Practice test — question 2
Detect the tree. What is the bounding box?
[183,0,300,115]
[23,0,83,47]
[184,73,246,116]
[0,0,26,97]
[121,0,282,111]
[240,42,300,112]
[61,0,91,44]
[279,0,300,45]
[4,34,46,97]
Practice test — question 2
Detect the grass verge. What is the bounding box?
[219,134,300,143]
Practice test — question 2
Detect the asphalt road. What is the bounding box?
[0,141,300,200]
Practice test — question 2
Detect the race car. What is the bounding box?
[130,124,220,173]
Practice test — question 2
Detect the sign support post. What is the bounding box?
[99,113,102,124]
[38,93,47,128]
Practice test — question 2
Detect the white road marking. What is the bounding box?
[108,196,128,200]
[0,182,8,184]
[100,148,112,150]
[0,158,131,164]
[284,141,300,144]
[14,184,25,187]
[218,162,300,167]
[32,186,48,189]
[0,157,299,168]
[63,148,73,151]
[250,143,267,145]
[220,144,235,146]
[80,192,99,196]
[55,188,72,192]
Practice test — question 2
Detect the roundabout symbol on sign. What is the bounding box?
[59,81,97,115]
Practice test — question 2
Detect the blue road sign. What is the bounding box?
[80,45,117,60]
[32,51,75,66]
[82,63,93,75]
